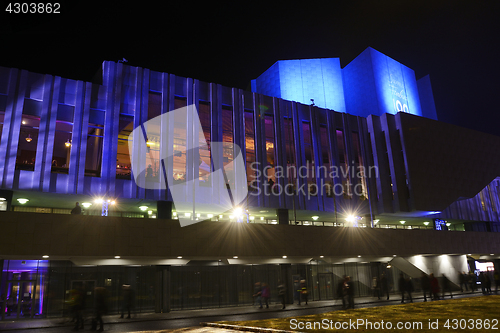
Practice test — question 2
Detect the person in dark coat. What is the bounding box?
[293,280,300,305]
[398,273,406,303]
[405,277,414,303]
[300,279,308,305]
[120,284,134,319]
[261,282,270,309]
[421,272,431,301]
[337,276,348,309]
[92,287,107,332]
[430,273,440,300]
[479,272,486,294]
[345,276,355,309]
[485,273,492,294]
[380,273,389,300]
[71,287,85,330]
[459,271,468,292]
[71,202,82,215]
[253,282,262,308]
[469,272,476,292]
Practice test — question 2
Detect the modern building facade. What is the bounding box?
[1,48,499,320]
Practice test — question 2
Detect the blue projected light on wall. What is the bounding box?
[342,48,425,119]
[253,47,437,120]
[252,58,346,112]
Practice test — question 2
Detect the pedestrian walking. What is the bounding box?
[430,273,440,301]
[253,282,262,308]
[261,283,270,309]
[459,271,468,292]
[120,284,134,319]
[345,276,355,309]
[380,273,390,300]
[337,276,348,309]
[469,272,476,292]
[405,277,414,303]
[293,280,301,305]
[92,287,107,332]
[421,272,431,302]
[399,273,407,303]
[300,279,308,305]
[485,273,492,294]
[479,272,486,294]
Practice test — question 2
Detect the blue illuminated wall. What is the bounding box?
[252,47,438,121]
[251,58,346,112]
[342,47,425,118]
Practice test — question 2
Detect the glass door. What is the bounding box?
[318,273,334,300]
[5,280,36,318]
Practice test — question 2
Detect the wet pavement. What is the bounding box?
[0,291,487,332]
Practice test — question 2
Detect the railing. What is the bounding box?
[3,207,473,231]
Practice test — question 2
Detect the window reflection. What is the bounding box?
[265,115,275,183]
[336,129,350,197]
[244,111,256,188]
[16,115,40,171]
[51,121,73,173]
[352,132,367,198]
[320,126,332,196]
[116,115,134,179]
[85,110,104,177]
[199,101,211,185]
[172,97,187,183]
[144,93,163,180]
[302,122,316,194]
[284,117,296,187]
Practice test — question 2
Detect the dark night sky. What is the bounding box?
[1,1,499,136]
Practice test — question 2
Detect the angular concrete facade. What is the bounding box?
[1,55,500,319]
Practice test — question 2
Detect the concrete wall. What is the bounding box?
[405,254,468,285]
[1,212,500,263]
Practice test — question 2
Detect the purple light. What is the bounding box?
[39,272,43,315]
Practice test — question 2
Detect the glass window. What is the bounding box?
[172,97,187,183]
[336,129,350,197]
[336,130,345,164]
[85,110,104,177]
[16,115,40,171]
[116,115,134,179]
[284,117,296,186]
[148,92,161,120]
[51,121,73,173]
[381,131,394,200]
[222,105,234,187]
[244,111,256,188]
[265,115,275,183]
[142,92,165,181]
[320,126,332,196]
[199,101,211,184]
[352,132,367,198]
[303,122,316,193]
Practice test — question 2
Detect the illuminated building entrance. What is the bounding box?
[1,260,47,320]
